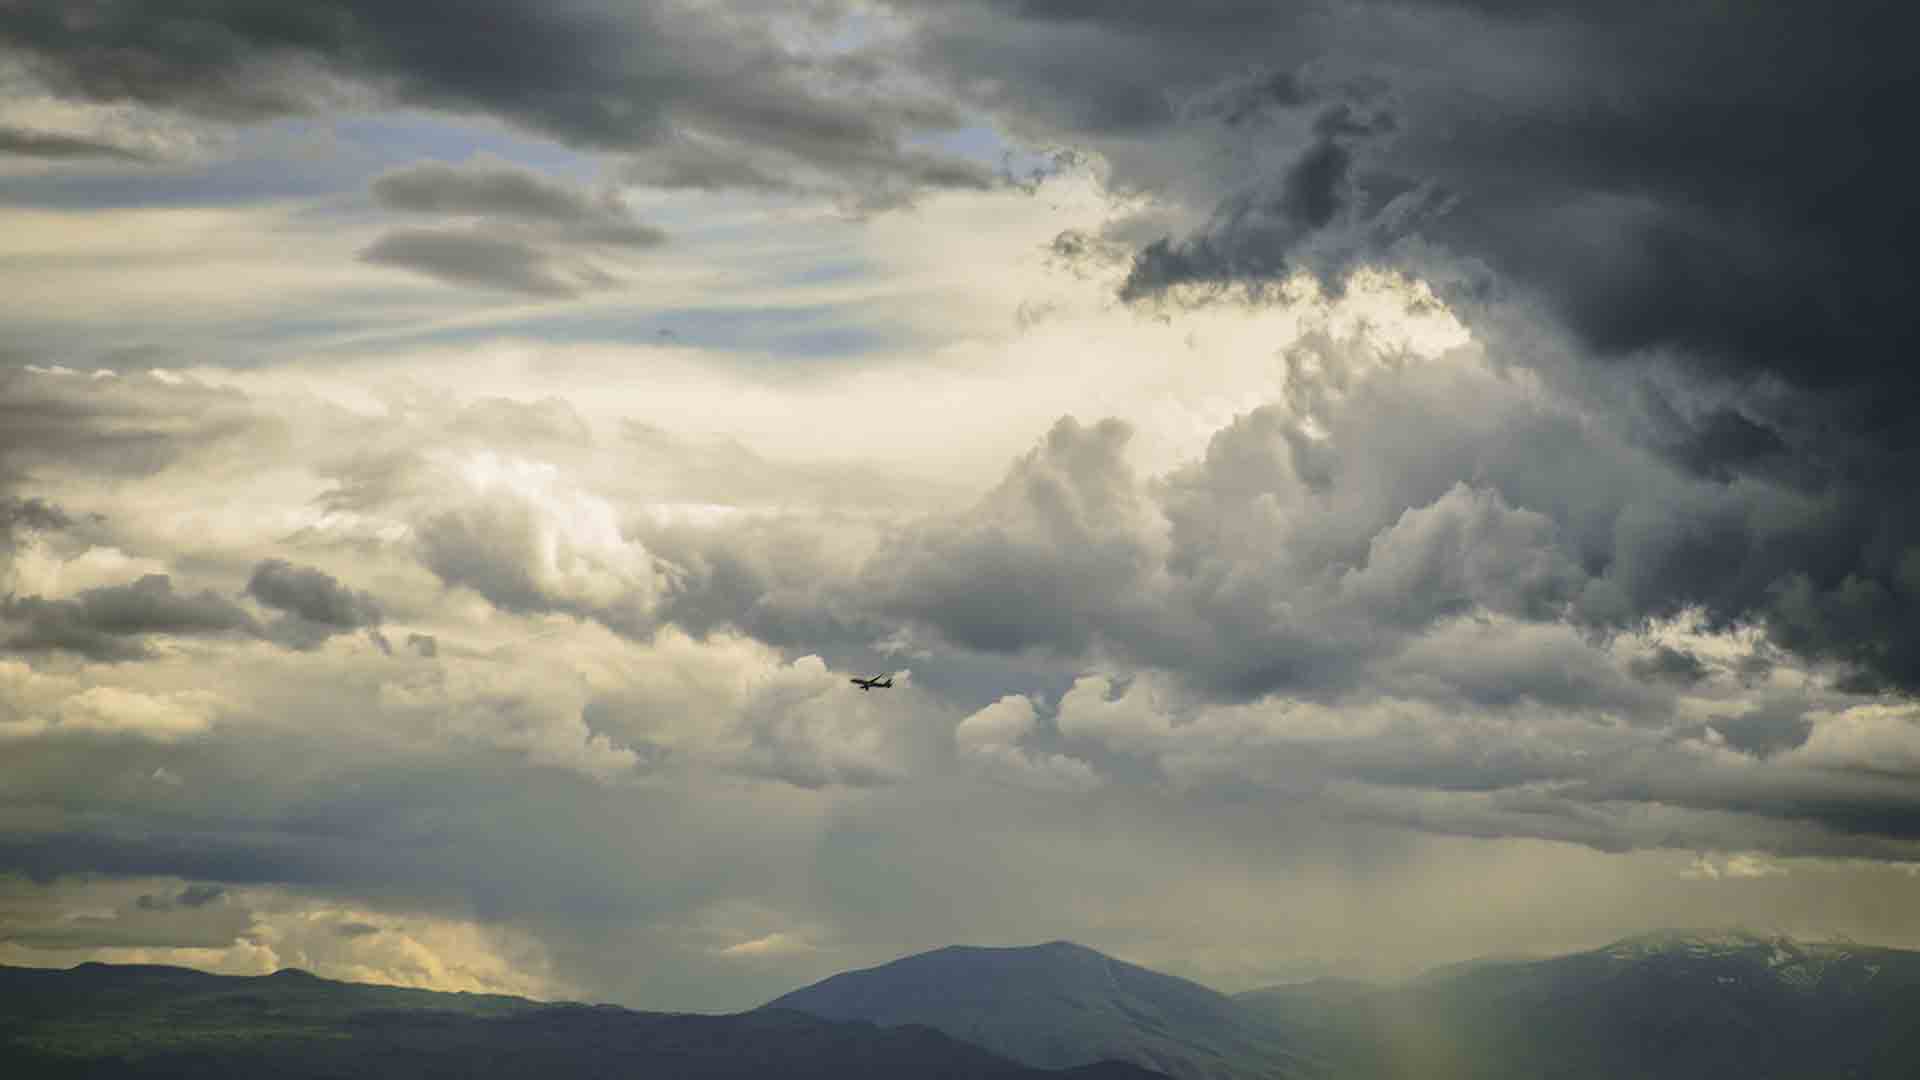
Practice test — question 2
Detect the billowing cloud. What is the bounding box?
[955,694,1102,793]
[1,0,1916,1018]
[414,452,674,634]
[884,0,1920,693]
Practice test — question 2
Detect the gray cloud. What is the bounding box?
[361,162,666,296]
[375,161,615,224]
[246,558,383,650]
[5,889,250,950]
[864,416,1167,658]
[0,494,71,553]
[3,573,259,661]
[134,883,226,910]
[621,132,996,212]
[0,369,273,489]
[1120,111,1413,302]
[0,124,150,161]
[620,134,804,195]
[1704,696,1815,759]
[371,161,667,247]
[0,0,991,204]
[1630,645,1709,687]
[177,882,226,907]
[360,226,600,297]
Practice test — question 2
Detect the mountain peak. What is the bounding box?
[930,940,1102,960]
[766,942,1303,1080]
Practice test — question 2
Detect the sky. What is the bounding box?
[2,0,1918,1012]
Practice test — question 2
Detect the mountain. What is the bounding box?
[0,962,1166,1080]
[18,932,1920,1079]
[764,941,1322,1080]
[1237,930,1920,1079]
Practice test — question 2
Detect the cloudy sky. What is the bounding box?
[2,1,1918,1011]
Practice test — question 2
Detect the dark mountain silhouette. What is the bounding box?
[764,940,1321,1080]
[0,962,1166,1080]
[1237,930,1920,1079]
[17,931,1920,1079]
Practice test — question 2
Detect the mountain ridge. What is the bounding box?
[0,961,1166,1080]
[15,929,1920,1079]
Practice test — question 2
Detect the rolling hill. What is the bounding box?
[0,962,1166,1080]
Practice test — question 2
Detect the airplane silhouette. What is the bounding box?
[850,675,894,691]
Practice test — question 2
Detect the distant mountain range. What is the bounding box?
[0,962,1164,1079]
[1239,929,1920,1080]
[12,930,1920,1078]
[769,931,1920,1080]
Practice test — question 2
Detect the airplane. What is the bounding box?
[850,674,894,691]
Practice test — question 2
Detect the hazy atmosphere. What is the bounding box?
[2,1,1917,1014]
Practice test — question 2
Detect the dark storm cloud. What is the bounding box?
[910,0,1917,377]
[245,558,383,650]
[2,574,259,661]
[360,226,592,297]
[0,124,150,161]
[1120,104,1422,301]
[895,1,1314,139]
[891,0,1920,694]
[0,0,989,203]
[904,0,1918,402]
